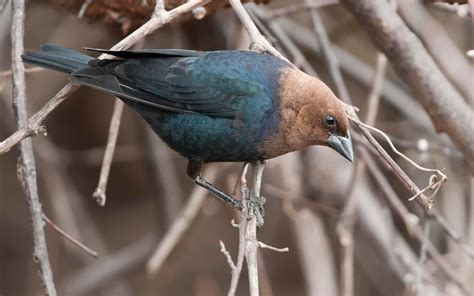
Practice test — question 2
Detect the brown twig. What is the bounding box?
[0,0,212,155]
[42,214,98,258]
[11,0,57,295]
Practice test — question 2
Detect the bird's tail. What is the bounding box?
[22,44,93,74]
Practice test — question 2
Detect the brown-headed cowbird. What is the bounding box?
[22,44,353,210]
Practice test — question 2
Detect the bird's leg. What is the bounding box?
[187,160,242,210]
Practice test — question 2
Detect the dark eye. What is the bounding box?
[324,115,336,127]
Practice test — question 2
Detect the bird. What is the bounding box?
[22,44,353,210]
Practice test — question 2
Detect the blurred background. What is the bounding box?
[0,0,473,295]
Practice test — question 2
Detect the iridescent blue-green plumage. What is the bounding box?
[22,44,353,165]
[22,44,354,209]
[23,45,291,162]
[119,51,290,162]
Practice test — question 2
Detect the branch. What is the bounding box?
[11,0,57,295]
[0,0,212,155]
[92,99,124,206]
[42,214,98,258]
[339,0,474,173]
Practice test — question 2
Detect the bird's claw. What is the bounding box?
[244,195,266,227]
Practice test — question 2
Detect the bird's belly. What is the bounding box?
[145,111,265,162]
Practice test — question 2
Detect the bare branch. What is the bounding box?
[92,100,124,206]
[42,214,98,258]
[11,0,57,295]
[11,0,57,294]
[257,242,289,253]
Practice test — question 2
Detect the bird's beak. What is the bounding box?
[327,134,354,162]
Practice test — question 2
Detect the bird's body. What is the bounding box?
[22,44,353,209]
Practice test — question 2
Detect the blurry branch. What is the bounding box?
[146,168,218,274]
[60,235,156,295]
[228,0,287,60]
[42,214,98,258]
[414,220,432,295]
[337,52,387,296]
[429,0,468,4]
[11,0,57,295]
[266,0,338,20]
[92,99,124,206]
[339,0,474,174]
[306,2,351,103]
[0,0,212,155]
[145,129,184,224]
[398,0,474,104]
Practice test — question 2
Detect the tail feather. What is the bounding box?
[22,44,93,74]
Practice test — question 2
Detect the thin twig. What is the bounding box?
[42,214,98,258]
[11,0,57,294]
[0,0,212,155]
[92,100,124,206]
[219,240,236,270]
[267,0,338,20]
[257,242,289,252]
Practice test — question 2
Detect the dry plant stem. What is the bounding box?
[228,0,287,60]
[146,168,218,274]
[306,1,352,103]
[339,0,474,173]
[0,0,212,155]
[42,214,98,258]
[92,100,124,206]
[222,216,248,296]
[11,1,57,295]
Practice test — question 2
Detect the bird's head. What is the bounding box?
[262,67,353,161]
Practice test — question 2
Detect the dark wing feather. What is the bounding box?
[84,47,204,59]
[72,50,270,118]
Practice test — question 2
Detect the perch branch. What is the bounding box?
[0,0,212,155]
[11,0,57,294]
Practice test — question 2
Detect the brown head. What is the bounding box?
[261,67,353,161]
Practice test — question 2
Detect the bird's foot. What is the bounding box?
[243,194,266,227]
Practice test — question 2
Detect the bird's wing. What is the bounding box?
[72,49,270,118]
